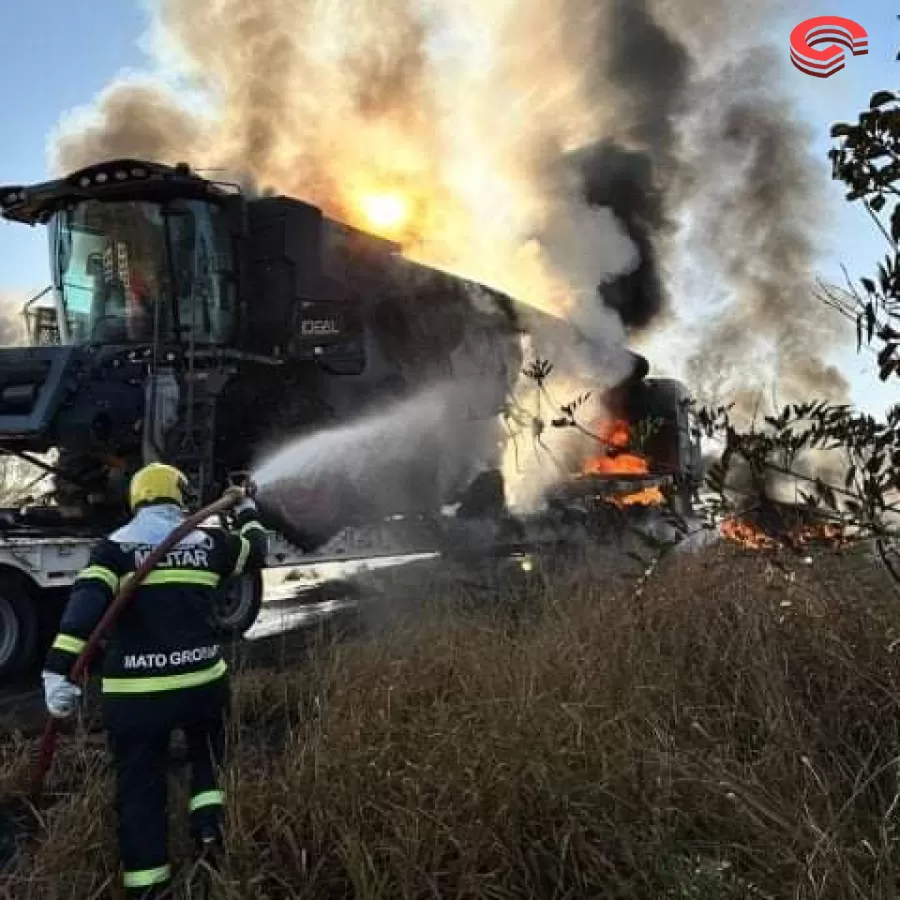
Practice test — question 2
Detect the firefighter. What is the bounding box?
[41,462,268,899]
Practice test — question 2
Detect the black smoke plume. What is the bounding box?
[48,0,847,414]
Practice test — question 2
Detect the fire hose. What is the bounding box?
[29,486,247,798]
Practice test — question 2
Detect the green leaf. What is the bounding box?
[877,342,898,368]
[861,277,876,294]
[870,91,897,108]
[871,194,887,212]
[892,205,900,243]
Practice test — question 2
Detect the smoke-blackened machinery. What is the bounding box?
[0,159,700,676]
[0,159,699,537]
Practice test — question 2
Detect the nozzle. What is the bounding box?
[221,485,245,505]
[227,470,258,498]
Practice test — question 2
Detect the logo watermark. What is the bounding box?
[790,16,868,78]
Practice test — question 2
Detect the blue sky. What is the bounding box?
[0,0,151,291]
[774,0,900,418]
[0,0,896,417]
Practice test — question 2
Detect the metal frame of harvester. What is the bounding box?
[0,158,702,679]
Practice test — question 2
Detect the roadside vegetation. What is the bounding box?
[1,542,899,899]
[688,90,900,560]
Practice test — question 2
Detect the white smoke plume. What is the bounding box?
[45,0,851,512]
[0,291,30,347]
[54,0,845,384]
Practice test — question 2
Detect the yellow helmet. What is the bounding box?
[129,462,190,511]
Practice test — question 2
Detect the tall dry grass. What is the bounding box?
[1,544,900,899]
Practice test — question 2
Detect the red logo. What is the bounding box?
[790,16,868,78]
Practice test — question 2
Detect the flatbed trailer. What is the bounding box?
[0,470,696,679]
[0,513,448,680]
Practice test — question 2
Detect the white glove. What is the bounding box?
[42,670,82,719]
[234,497,257,515]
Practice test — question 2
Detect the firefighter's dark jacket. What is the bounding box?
[44,501,267,696]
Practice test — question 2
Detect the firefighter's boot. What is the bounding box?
[196,823,223,862]
[128,884,173,900]
[186,824,224,898]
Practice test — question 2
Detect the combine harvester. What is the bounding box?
[0,159,702,677]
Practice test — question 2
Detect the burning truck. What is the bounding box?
[0,158,701,676]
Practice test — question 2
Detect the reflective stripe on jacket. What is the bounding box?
[44,502,267,695]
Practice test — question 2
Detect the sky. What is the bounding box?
[0,0,896,418]
[0,1,151,292]
[773,0,900,418]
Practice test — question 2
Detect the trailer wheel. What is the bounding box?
[214,571,263,639]
[0,573,38,679]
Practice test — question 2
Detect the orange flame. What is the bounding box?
[789,523,847,549]
[582,419,650,477]
[611,486,665,508]
[576,419,665,507]
[721,517,779,550]
[721,516,847,551]
[357,191,412,236]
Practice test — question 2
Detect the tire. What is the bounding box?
[455,469,506,519]
[0,572,39,679]
[213,571,263,639]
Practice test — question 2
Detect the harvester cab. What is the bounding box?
[0,159,368,532]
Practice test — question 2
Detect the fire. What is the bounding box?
[599,419,630,447]
[611,486,665,508]
[585,454,650,476]
[582,419,650,476]
[63,0,618,331]
[576,419,665,507]
[721,517,779,551]
[795,524,846,545]
[358,191,412,235]
[721,516,847,551]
